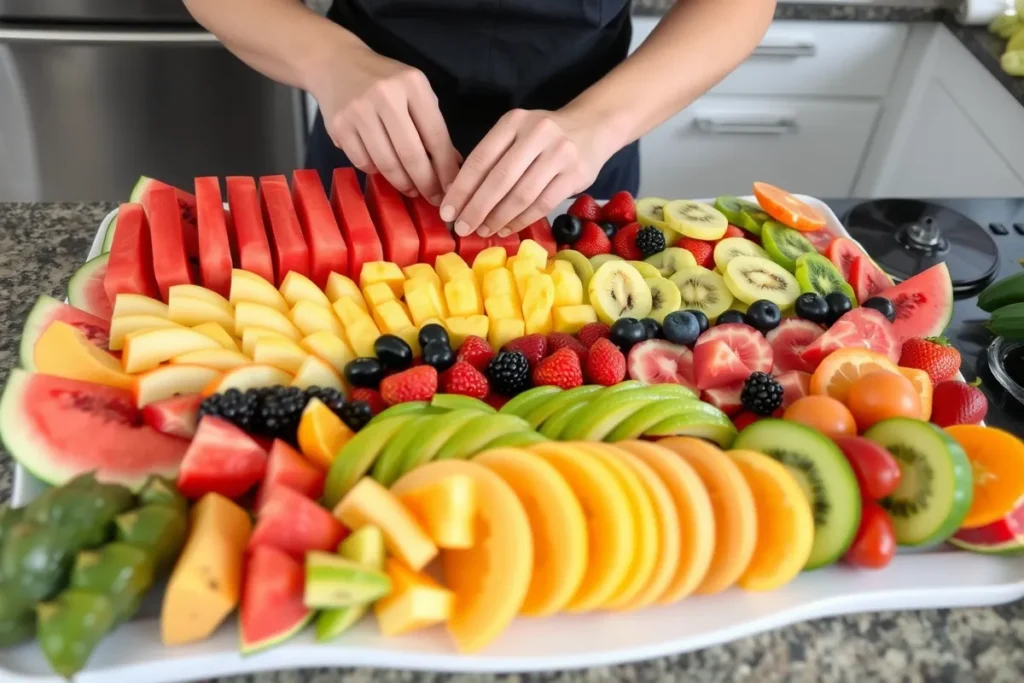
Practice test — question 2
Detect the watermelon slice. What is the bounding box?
[365,174,419,267]
[226,176,276,285]
[0,370,189,489]
[253,439,326,512]
[240,545,313,654]
[455,231,488,265]
[826,237,863,281]
[249,484,346,559]
[102,176,198,255]
[146,184,197,301]
[194,177,234,298]
[951,498,1024,556]
[702,381,744,416]
[521,218,557,257]
[68,253,113,320]
[104,202,160,303]
[849,255,893,304]
[260,175,311,286]
[176,416,268,499]
[878,263,954,344]
[406,194,455,267]
[488,231,521,257]
[141,394,203,439]
[330,168,383,279]
[292,169,348,287]
[20,295,111,371]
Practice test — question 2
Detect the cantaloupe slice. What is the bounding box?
[391,459,533,653]
[190,322,240,351]
[112,293,168,319]
[474,447,587,617]
[34,321,132,389]
[133,364,222,407]
[374,558,453,637]
[109,314,182,351]
[122,327,221,373]
[574,443,659,610]
[728,449,814,592]
[396,474,476,549]
[171,349,251,371]
[614,441,715,604]
[528,442,634,613]
[333,477,437,572]
[161,493,252,646]
[230,269,289,314]
[658,436,757,595]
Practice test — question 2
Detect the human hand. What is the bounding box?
[440,109,613,237]
[307,42,461,204]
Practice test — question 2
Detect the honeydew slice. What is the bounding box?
[229,269,289,314]
[291,300,345,338]
[279,271,331,309]
[109,315,182,351]
[168,294,235,330]
[234,301,301,341]
[122,328,221,374]
[167,284,231,309]
[171,349,251,371]
[132,364,222,407]
[112,293,168,319]
[191,322,240,351]
[203,364,293,396]
[251,338,310,374]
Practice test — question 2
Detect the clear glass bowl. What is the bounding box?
[987,336,1024,404]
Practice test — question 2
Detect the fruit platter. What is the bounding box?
[2,170,1024,683]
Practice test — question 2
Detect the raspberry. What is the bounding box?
[502,334,548,368]
[577,322,610,349]
[440,361,490,399]
[611,222,643,260]
[379,366,438,406]
[585,338,626,386]
[456,335,494,371]
[349,388,386,415]
[547,332,588,364]
[531,348,584,390]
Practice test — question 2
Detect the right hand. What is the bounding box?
[307,42,461,205]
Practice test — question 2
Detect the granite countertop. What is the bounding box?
[3,202,1024,681]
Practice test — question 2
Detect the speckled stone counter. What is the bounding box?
[3,202,1024,681]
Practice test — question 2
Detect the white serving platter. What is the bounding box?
[5,196,1022,683]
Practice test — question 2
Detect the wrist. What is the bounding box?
[298,25,367,95]
[559,98,635,164]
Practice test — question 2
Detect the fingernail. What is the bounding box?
[429,194,443,206]
[499,228,511,237]
[479,224,491,237]
[407,189,419,198]
[440,205,456,222]
[455,220,470,236]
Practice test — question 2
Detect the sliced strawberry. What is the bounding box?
[765,318,824,374]
[799,308,900,370]
[849,255,893,303]
[626,340,696,389]
[693,339,750,390]
[775,370,811,409]
[694,323,773,374]
[702,381,744,416]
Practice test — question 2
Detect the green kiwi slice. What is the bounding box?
[714,196,770,236]
[794,253,858,304]
[761,221,816,272]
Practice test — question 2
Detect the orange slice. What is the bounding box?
[898,366,934,421]
[614,441,715,604]
[658,436,756,595]
[810,348,900,404]
[752,181,826,232]
[297,397,353,470]
[727,449,814,591]
[945,425,1024,529]
[474,447,588,618]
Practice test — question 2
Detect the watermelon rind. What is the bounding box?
[101,176,154,253]
[19,295,63,371]
[949,537,1024,557]
[67,253,111,319]
[880,263,954,341]
[240,609,313,655]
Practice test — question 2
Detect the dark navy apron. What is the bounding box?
[306,0,639,198]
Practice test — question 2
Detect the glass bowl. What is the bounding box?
[987,336,1024,404]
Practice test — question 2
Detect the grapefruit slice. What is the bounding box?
[693,339,750,390]
[474,448,587,617]
[809,347,899,403]
[657,436,757,595]
[765,318,824,374]
[626,340,696,389]
[727,449,814,591]
[695,322,773,374]
[701,381,744,417]
[799,308,900,371]
[20,295,111,371]
[877,263,954,343]
[392,459,533,653]
[528,442,634,613]
[775,370,811,409]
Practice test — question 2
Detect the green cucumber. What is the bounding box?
[978,271,1024,312]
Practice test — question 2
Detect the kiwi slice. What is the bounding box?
[627,260,662,279]
[645,247,697,278]
[589,261,653,324]
[644,276,682,323]
[761,221,816,272]
[714,196,770,236]
[723,256,800,308]
[636,197,672,231]
[664,200,728,240]
[668,266,734,321]
[589,254,623,270]
[733,419,861,569]
[712,237,769,271]
[554,250,595,300]
[794,253,858,304]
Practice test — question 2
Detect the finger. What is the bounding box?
[406,83,461,201]
[440,114,519,234]
[354,112,417,196]
[480,147,562,237]
[378,100,443,202]
[334,123,379,175]
[502,173,578,235]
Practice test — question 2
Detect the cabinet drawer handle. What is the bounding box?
[0,25,219,46]
[693,118,798,135]
[752,43,816,58]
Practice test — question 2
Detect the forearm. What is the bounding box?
[182,0,363,92]
[563,0,776,157]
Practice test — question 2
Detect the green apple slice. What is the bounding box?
[324,414,417,506]
[499,385,562,419]
[434,414,533,460]
[523,385,603,428]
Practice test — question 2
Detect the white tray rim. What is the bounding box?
[5,195,1022,683]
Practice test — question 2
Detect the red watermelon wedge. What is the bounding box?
[878,263,954,344]
[240,545,313,654]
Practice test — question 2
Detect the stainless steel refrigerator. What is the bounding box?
[0,0,306,202]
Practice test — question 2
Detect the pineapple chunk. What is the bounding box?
[402,263,441,286]
[553,305,598,334]
[471,246,507,283]
[550,268,584,307]
[405,279,448,326]
[359,261,405,298]
[374,299,414,335]
[325,272,368,311]
[484,295,522,321]
[524,311,553,335]
[444,278,483,317]
[522,274,555,335]
[435,253,472,284]
[482,268,516,299]
[333,297,381,357]
[489,318,525,350]
[392,325,422,358]
[517,238,549,270]
[445,315,489,349]
[362,281,397,308]
[545,260,575,277]
[509,257,539,299]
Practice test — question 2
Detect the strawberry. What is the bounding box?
[567,194,602,222]
[930,380,988,427]
[349,388,386,415]
[502,334,548,368]
[715,225,746,243]
[574,221,611,258]
[380,365,438,405]
[456,335,494,371]
[585,338,626,386]
[899,336,961,384]
[732,411,763,431]
[577,322,610,349]
[611,222,643,260]
[547,332,588,364]
[441,361,490,399]
[678,237,714,269]
[532,348,584,390]
[484,393,509,411]
[601,191,636,225]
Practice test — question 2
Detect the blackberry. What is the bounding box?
[486,351,532,396]
[304,386,346,414]
[635,226,666,258]
[740,372,784,416]
[339,400,373,431]
[258,386,308,442]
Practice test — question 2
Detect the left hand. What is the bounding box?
[439,109,611,237]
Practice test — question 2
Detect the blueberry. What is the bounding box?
[690,310,710,336]
[344,357,385,389]
[551,214,583,245]
[717,310,748,326]
[745,300,781,333]
[422,340,456,372]
[862,296,896,323]
[373,334,413,371]
[825,292,853,324]
[418,322,450,349]
[598,221,618,239]
[794,292,830,324]
[662,311,701,346]
[641,318,663,340]
[609,317,647,352]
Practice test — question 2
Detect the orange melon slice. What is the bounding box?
[658,436,757,595]
[614,441,716,604]
[474,447,587,617]
[727,449,814,591]
[34,321,133,390]
[528,442,634,613]
[391,459,532,653]
[574,443,659,611]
